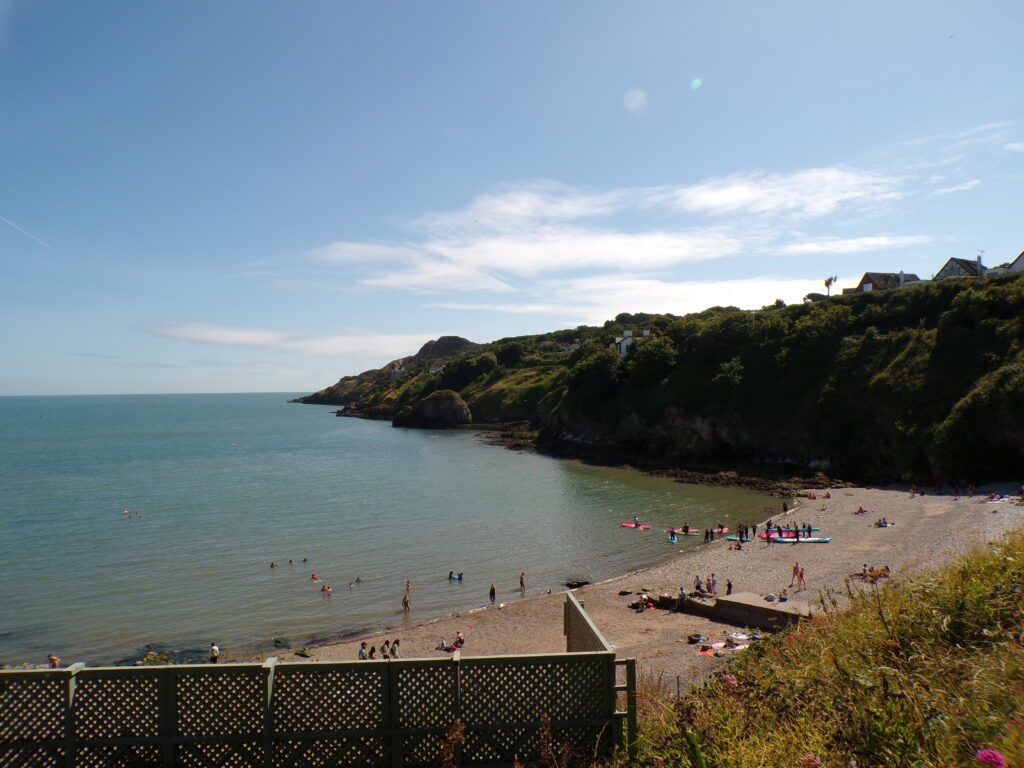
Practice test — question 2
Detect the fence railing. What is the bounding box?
[1,596,636,767]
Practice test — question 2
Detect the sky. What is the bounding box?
[1,1,1022,395]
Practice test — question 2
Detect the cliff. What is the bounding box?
[295,273,1024,485]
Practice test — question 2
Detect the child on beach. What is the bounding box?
[390,639,400,659]
[381,640,391,659]
[358,642,368,660]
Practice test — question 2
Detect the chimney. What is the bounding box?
[899,270,905,288]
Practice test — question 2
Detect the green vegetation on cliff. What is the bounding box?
[297,273,1024,484]
[636,533,1024,768]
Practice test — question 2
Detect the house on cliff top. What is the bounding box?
[842,271,921,294]
[609,329,650,357]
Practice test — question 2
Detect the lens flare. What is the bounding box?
[690,78,702,91]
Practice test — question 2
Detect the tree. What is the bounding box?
[824,275,838,296]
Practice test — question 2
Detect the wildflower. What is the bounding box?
[799,755,821,767]
[975,749,1006,768]
[721,673,738,687]
[784,635,796,646]
[651,758,665,767]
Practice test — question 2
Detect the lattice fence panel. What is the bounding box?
[74,743,162,767]
[272,665,386,733]
[460,657,607,723]
[396,662,456,768]
[73,672,160,741]
[272,736,388,768]
[174,668,264,767]
[0,672,66,768]
[564,594,612,653]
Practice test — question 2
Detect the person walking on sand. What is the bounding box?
[726,579,733,596]
[209,643,220,664]
[790,562,799,587]
[489,583,496,604]
[402,592,411,612]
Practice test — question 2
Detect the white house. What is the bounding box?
[609,329,651,358]
[986,250,1024,276]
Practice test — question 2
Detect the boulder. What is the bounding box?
[392,390,472,429]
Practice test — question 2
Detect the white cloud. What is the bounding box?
[309,241,421,265]
[147,322,434,359]
[779,235,932,255]
[1003,142,1024,153]
[545,275,831,324]
[647,168,902,218]
[932,178,982,195]
[623,88,647,112]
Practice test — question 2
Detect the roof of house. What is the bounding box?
[859,272,921,290]
[940,257,984,276]
[1010,250,1024,270]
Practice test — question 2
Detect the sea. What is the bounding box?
[0,393,773,666]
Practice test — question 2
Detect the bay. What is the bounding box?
[0,393,772,665]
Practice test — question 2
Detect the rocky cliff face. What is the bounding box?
[392,390,472,429]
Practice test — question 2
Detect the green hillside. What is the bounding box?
[296,273,1024,484]
[634,532,1024,768]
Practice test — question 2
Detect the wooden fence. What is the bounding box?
[1,597,636,767]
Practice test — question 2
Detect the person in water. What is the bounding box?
[520,572,525,591]
[457,572,464,581]
[633,515,640,527]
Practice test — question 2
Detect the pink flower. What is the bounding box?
[651,758,665,767]
[721,673,738,687]
[975,749,1006,768]
[784,635,796,646]
[798,755,821,767]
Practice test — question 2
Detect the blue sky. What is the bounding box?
[1,1,1022,395]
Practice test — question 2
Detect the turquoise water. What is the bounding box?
[0,394,772,665]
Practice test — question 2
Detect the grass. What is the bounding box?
[631,532,1024,768]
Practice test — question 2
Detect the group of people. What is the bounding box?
[853,563,891,583]
[763,521,815,540]
[874,517,892,528]
[358,638,401,660]
[436,631,465,653]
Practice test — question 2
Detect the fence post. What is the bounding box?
[262,657,277,768]
[64,664,83,768]
[388,662,402,768]
[625,659,638,760]
[452,651,461,726]
[158,667,176,767]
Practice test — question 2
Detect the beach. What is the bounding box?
[265,484,1024,690]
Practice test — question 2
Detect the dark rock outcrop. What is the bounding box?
[392,390,472,429]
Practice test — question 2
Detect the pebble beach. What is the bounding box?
[266,484,1024,691]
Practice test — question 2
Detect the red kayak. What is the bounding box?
[621,523,652,530]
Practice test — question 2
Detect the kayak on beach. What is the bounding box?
[621,522,651,529]
[666,527,729,534]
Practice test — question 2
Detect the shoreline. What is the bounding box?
[261,484,1024,689]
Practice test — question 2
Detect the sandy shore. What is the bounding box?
[266,484,1024,690]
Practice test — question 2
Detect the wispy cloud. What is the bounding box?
[779,235,932,255]
[146,322,434,359]
[648,168,902,218]
[1004,142,1024,153]
[932,178,982,195]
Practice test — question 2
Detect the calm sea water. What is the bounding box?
[0,394,772,665]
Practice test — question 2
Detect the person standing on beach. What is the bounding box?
[390,639,400,659]
[790,562,799,587]
[798,565,806,591]
[209,643,220,664]
[709,573,717,595]
[381,640,391,659]
[726,579,733,596]
[358,642,368,660]
[47,654,60,668]
[489,583,496,604]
